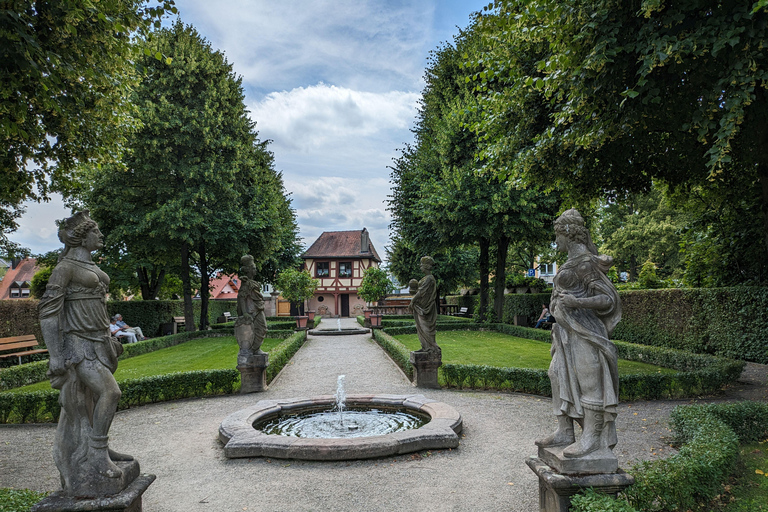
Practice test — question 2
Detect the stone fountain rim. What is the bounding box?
[307,327,370,336]
[219,393,462,461]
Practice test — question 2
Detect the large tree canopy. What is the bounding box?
[0,0,175,255]
[82,21,300,327]
[472,0,768,275]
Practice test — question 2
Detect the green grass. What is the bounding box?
[710,441,768,511]
[0,488,48,512]
[394,331,676,375]
[9,336,281,393]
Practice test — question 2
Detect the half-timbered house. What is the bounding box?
[301,228,381,317]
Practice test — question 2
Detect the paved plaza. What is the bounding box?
[2,317,762,511]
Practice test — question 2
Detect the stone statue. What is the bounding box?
[37,211,137,498]
[234,255,267,365]
[410,256,440,356]
[536,209,622,461]
[234,255,269,393]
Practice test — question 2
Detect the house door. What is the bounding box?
[340,294,350,317]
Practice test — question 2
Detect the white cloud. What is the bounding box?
[250,83,419,153]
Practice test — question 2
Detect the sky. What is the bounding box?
[13,0,490,263]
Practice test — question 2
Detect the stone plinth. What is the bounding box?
[410,351,442,388]
[526,456,634,512]
[32,471,155,512]
[538,445,618,475]
[238,353,268,394]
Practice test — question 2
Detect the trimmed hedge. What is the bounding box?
[380,324,744,399]
[372,328,413,379]
[473,287,768,363]
[571,401,768,512]
[0,330,307,422]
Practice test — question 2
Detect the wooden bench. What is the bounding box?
[0,334,49,365]
[457,307,470,317]
[173,316,185,334]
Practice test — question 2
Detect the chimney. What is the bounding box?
[360,228,369,253]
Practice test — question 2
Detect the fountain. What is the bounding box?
[219,376,462,461]
[307,319,369,336]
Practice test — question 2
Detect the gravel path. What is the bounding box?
[1,318,766,511]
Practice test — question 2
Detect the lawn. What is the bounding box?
[9,336,282,393]
[394,331,676,374]
[711,441,768,511]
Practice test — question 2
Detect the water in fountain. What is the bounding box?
[254,375,429,439]
[335,375,347,424]
[336,318,341,331]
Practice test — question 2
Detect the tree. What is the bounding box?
[473,0,768,281]
[82,21,301,329]
[275,268,318,314]
[1,0,175,255]
[357,267,394,305]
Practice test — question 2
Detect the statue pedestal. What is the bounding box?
[409,351,442,388]
[526,454,634,512]
[32,468,155,512]
[238,353,269,393]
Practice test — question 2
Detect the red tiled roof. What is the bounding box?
[302,229,381,262]
[0,258,40,299]
[208,273,240,300]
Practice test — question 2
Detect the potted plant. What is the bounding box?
[506,273,529,294]
[275,268,318,330]
[357,268,393,328]
[526,276,548,294]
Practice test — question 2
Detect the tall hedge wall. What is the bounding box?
[448,287,768,363]
[0,299,238,344]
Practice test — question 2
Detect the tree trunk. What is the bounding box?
[180,242,195,331]
[199,240,210,331]
[494,235,510,322]
[138,266,166,300]
[629,254,638,282]
[478,238,490,322]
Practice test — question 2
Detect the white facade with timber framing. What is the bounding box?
[301,228,382,317]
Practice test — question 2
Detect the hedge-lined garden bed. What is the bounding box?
[375,324,744,399]
[571,401,768,512]
[452,287,768,363]
[0,330,307,423]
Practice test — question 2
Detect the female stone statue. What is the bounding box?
[234,254,267,365]
[39,211,131,496]
[410,256,440,355]
[536,209,622,459]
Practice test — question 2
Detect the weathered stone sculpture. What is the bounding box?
[527,209,631,512]
[409,256,441,388]
[35,211,153,511]
[234,255,269,393]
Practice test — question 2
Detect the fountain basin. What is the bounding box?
[219,394,462,461]
[307,327,370,335]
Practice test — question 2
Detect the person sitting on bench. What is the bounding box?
[115,313,145,341]
[110,317,138,343]
[535,303,554,329]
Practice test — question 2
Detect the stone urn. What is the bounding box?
[295,315,309,330]
[515,286,529,294]
[307,310,316,322]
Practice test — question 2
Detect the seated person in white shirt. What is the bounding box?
[110,316,138,343]
[115,313,145,341]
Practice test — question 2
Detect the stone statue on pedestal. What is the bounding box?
[36,212,153,509]
[536,208,622,466]
[409,256,441,388]
[234,255,269,393]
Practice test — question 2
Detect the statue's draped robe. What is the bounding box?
[38,258,120,492]
[411,274,439,353]
[549,253,621,448]
[235,277,267,360]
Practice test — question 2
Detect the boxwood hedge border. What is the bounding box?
[0,330,307,423]
[376,324,744,399]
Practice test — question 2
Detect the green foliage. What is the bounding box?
[0,361,48,392]
[357,267,394,304]
[29,266,51,299]
[0,0,175,255]
[571,488,637,512]
[275,268,318,309]
[0,300,42,342]
[637,260,662,289]
[372,328,413,379]
[505,273,528,289]
[0,488,48,512]
[265,330,307,382]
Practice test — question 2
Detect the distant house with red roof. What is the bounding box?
[300,228,381,317]
[207,273,241,300]
[0,258,40,299]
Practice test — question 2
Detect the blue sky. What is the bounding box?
[14,0,490,262]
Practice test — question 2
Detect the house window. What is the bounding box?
[339,262,352,278]
[21,289,30,298]
[539,263,556,276]
[10,289,20,298]
[316,262,329,277]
